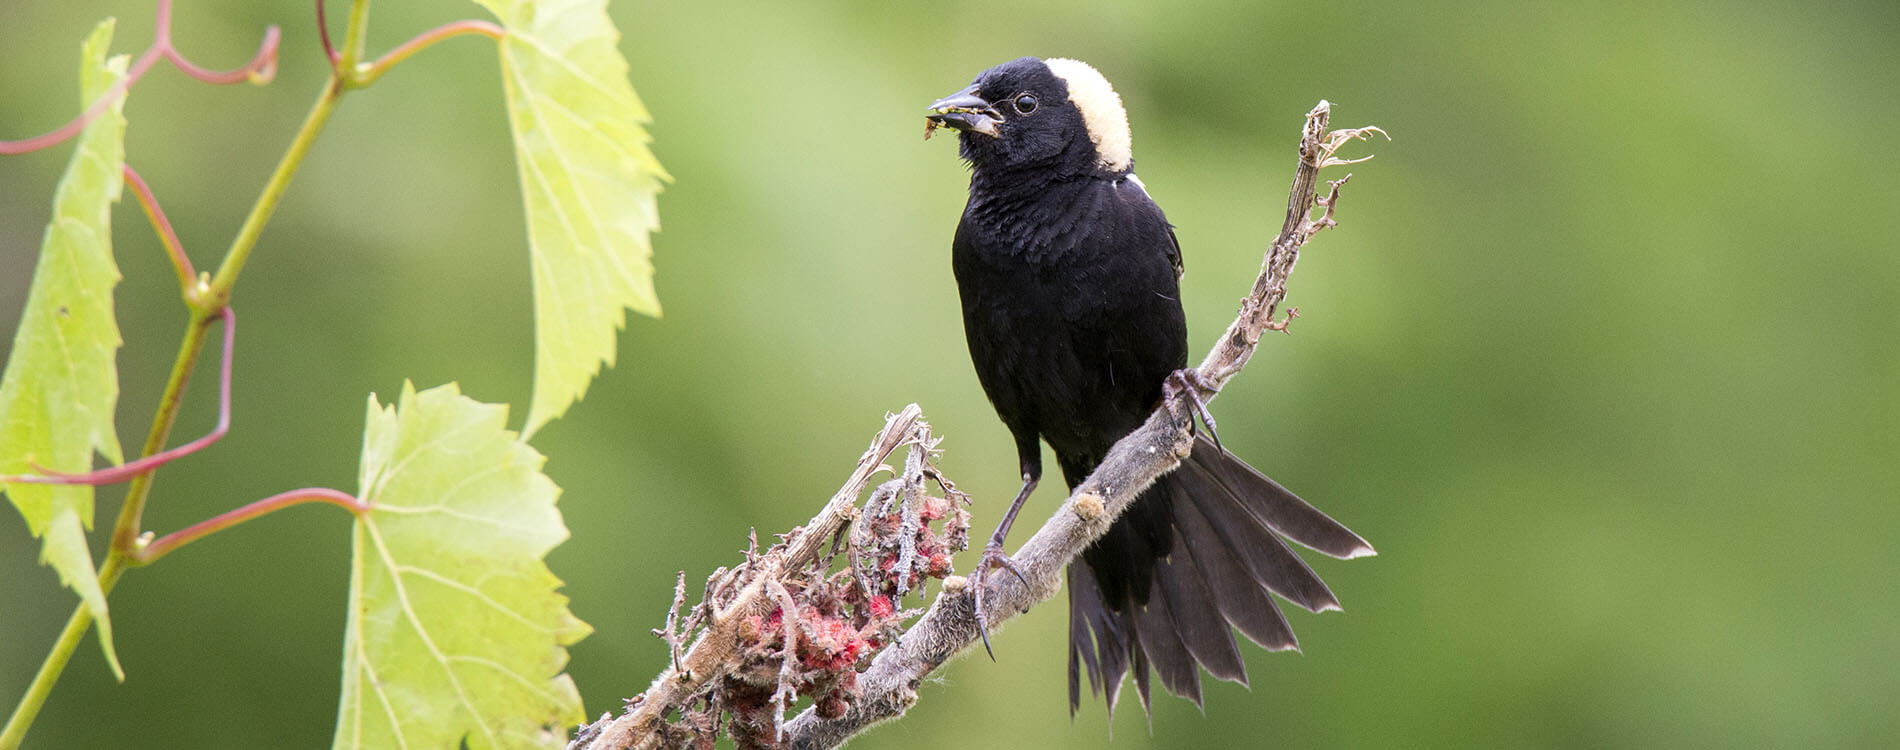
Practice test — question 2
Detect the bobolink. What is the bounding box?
[926,57,1374,714]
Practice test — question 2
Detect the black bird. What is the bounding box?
[925,57,1375,715]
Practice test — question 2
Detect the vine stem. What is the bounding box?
[4,484,369,750]
[0,0,278,155]
[134,488,368,565]
[107,311,212,552]
[121,164,200,300]
[201,75,345,306]
[118,71,358,548]
[0,555,126,750]
[349,20,504,88]
[0,226,224,750]
[7,0,518,743]
[2,1,378,745]
[317,0,341,65]
[2,308,234,488]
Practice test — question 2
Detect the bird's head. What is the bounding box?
[925,57,1132,178]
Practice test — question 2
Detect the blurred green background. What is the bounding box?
[3,1,1896,747]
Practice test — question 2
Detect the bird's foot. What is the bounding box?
[970,541,1029,659]
[1164,368,1225,454]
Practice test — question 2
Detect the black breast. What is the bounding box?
[953,175,1188,483]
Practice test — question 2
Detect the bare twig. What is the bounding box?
[779,100,1384,749]
[766,580,803,742]
[651,572,689,673]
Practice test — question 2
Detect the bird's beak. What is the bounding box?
[925,86,1001,139]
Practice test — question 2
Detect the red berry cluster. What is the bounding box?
[854,487,971,604]
[715,475,970,746]
[649,445,971,748]
[720,569,889,745]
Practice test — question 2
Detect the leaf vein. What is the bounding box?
[363,519,499,747]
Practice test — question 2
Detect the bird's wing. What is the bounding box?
[1166,224,1184,280]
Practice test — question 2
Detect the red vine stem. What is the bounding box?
[165,26,280,86]
[1,307,235,487]
[0,0,279,155]
[121,164,199,299]
[133,488,369,565]
[317,0,341,66]
[4,2,388,745]
[349,19,505,88]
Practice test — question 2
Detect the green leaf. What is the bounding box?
[334,383,590,750]
[0,18,129,680]
[474,0,670,438]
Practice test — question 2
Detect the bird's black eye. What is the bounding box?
[1012,93,1038,115]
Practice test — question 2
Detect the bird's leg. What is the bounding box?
[1164,368,1225,453]
[972,466,1037,659]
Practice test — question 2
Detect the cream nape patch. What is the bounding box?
[1043,58,1132,172]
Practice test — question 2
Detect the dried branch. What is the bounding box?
[575,101,1383,750]
[778,100,1385,749]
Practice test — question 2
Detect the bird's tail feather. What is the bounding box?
[1067,434,1373,716]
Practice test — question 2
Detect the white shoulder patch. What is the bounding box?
[1043,58,1132,172]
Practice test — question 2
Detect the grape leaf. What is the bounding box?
[334,383,590,750]
[474,0,670,438]
[0,18,129,679]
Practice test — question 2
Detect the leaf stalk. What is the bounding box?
[133,488,368,565]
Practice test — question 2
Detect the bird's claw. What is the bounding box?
[1165,369,1225,454]
[971,541,1027,659]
